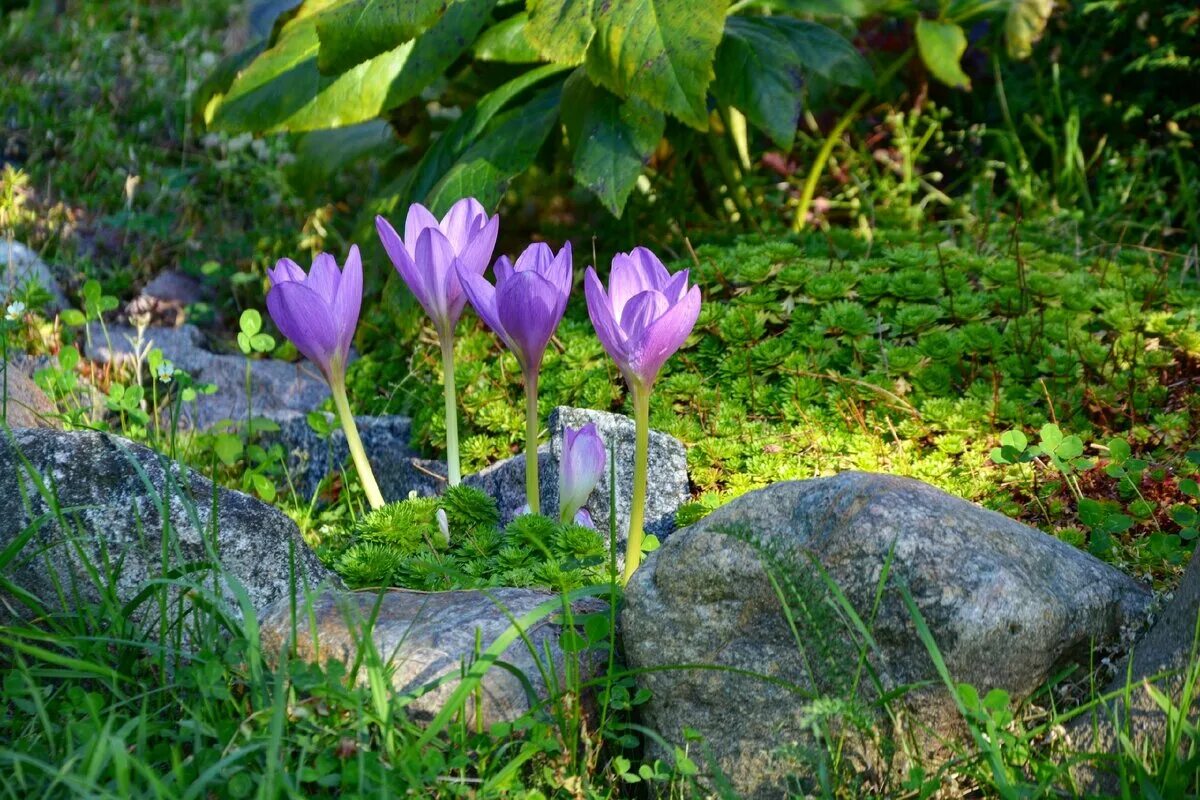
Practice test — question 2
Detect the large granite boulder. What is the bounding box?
[622,472,1152,798]
[86,323,329,429]
[466,406,690,546]
[0,429,338,626]
[259,587,608,727]
[1069,551,1200,792]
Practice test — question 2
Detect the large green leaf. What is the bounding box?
[312,0,448,74]
[425,86,563,215]
[584,0,728,130]
[1005,0,1053,60]
[561,71,665,217]
[771,18,871,89]
[525,0,594,66]
[473,12,541,62]
[211,0,496,133]
[711,17,806,149]
[406,63,571,205]
[196,40,267,127]
[915,17,970,90]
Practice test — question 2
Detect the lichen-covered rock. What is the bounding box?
[86,323,329,429]
[259,587,608,727]
[622,472,1152,799]
[464,407,690,547]
[0,429,338,626]
[1069,552,1199,792]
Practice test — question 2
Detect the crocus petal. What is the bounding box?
[661,268,691,304]
[332,245,362,364]
[573,508,596,529]
[513,242,553,275]
[494,255,514,286]
[306,252,341,299]
[405,203,440,252]
[620,290,670,343]
[441,197,487,254]
[608,250,662,320]
[458,268,512,351]
[268,258,306,286]
[379,215,435,314]
[625,284,701,387]
[414,227,457,329]
[584,267,628,366]
[456,214,499,279]
[266,282,339,379]
[629,246,671,289]
[496,270,561,370]
[545,242,573,320]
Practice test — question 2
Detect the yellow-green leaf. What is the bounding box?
[1005,0,1054,60]
[915,18,970,90]
[526,0,595,66]
[212,0,495,133]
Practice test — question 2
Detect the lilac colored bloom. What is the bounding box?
[573,508,595,529]
[266,246,362,384]
[458,241,572,373]
[584,247,701,390]
[559,423,605,524]
[376,198,499,335]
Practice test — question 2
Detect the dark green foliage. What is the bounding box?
[200,0,870,217]
[332,488,609,591]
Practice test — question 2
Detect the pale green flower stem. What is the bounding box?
[439,332,461,486]
[524,366,540,515]
[330,375,385,510]
[623,386,651,585]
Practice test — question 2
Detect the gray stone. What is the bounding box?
[0,241,69,310]
[124,270,212,327]
[622,472,1152,799]
[0,429,339,627]
[1069,552,1200,791]
[86,323,330,429]
[0,361,59,428]
[259,587,608,727]
[269,414,444,502]
[464,407,690,546]
[141,270,208,306]
[464,444,554,516]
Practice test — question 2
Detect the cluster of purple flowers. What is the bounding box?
[265,197,701,582]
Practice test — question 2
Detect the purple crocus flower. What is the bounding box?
[375,198,499,336]
[375,198,499,487]
[458,241,573,515]
[559,423,605,524]
[265,245,384,509]
[583,246,701,584]
[583,247,701,391]
[266,246,362,385]
[457,241,573,373]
